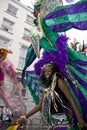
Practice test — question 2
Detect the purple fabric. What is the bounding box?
[49,22,71,32]
[71,64,87,75]
[76,60,87,66]
[65,77,83,116]
[49,21,87,32]
[26,71,30,78]
[34,51,52,75]
[0,71,4,81]
[28,78,40,87]
[34,86,37,92]
[29,79,33,86]
[45,1,87,32]
[50,127,67,130]
[66,0,74,3]
[65,73,87,121]
[28,80,40,97]
[26,71,39,80]
[34,35,69,76]
[45,1,87,19]
[72,72,87,89]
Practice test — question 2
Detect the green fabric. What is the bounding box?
[41,19,58,51]
[75,64,87,70]
[26,74,41,105]
[68,65,87,83]
[68,47,87,62]
[67,64,87,101]
[25,45,36,66]
[40,37,53,52]
[45,0,87,32]
[46,12,87,26]
[36,0,41,2]
[78,84,87,100]
[66,78,83,118]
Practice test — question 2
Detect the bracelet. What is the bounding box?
[20,115,26,120]
[77,123,84,128]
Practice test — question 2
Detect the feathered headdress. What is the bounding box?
[34,35,69,76]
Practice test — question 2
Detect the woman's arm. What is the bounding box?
[26,92,44,118]
[58,78,84,124]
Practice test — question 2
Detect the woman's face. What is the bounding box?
[43,65,52,80]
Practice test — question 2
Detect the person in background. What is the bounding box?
[0,106,3,121]
[1,106,12,125]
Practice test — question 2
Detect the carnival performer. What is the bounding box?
[20,0,87,130]
[18,61,87,130]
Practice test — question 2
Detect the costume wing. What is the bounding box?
[22,45,36,84]
[65,48,87,122]
[26,70,42,105]
[45,0,87,32]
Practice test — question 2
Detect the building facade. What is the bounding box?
[0,0,35,69]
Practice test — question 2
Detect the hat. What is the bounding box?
[0,48,13,62]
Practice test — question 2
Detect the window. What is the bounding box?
[0,36,10,49]
[18,45,28,70]
[26,14,34,23]
[7,4,18,16]
[1,18,14,33]
[23,28,31,41]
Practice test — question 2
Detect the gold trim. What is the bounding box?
[44,73,57,98]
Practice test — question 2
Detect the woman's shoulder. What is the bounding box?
[56,72,64,80]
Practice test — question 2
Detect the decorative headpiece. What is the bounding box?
[0,48,8,62]
[34,35,69,76]
[33,1,41,18]
[0,48,13,62]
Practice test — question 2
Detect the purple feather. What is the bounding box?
[34,35,69,76]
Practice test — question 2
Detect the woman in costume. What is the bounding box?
[0,48,26,117]
[20,0,87,129]
[19,61,87,130]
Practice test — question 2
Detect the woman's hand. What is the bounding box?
[78,122,87,130]
[19,115,27,124]
[81,123,87,130]
[13,115,27,125]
